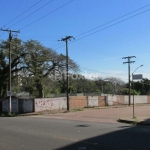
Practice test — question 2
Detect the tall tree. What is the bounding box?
[0,38,27,100]
[22,40,79,98]
[0,39,79,98]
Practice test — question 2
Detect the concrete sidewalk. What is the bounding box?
[26,105,150,125]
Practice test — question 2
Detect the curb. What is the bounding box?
[118,118,135,124]
[118,118,150,126]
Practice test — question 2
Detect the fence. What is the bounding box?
[2,95,150,113]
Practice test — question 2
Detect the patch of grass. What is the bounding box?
[73,108,83,111]
[133,117,138,125]
[0,112,16,117]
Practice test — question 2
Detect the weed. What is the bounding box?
[133,117,138,125]
[0,112,16,117]
[74,108,83,111]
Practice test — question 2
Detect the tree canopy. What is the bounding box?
[0,38,79,99]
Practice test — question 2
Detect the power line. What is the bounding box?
[75,8,150,41]
[19,0,74,30]
[75,3,150,38]
[0,40,127,80]
[53,7,150,51]
[0,38,145,79]
[8,0,53,28]
[80,67,125,76]
[3,0,42,27]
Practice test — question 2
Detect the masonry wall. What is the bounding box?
[107,95,149,106]
[98,96,106,107]
[87,96,98,107]
[3,95,149,113]
[34,97,67,112]
[147,96,150,103]
[69,96,87,109]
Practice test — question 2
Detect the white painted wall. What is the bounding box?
[107,95,117,106]
[34,97,67,112]
[107,95,148,106]
[87,96,98,107]
[124,95,147,104]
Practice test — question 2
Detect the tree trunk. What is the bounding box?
[36,82,44,98]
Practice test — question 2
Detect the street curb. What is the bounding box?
[118,118,135,124]
[118,118,150,126]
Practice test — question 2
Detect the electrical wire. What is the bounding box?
[75,3,150,38]
[19,0,74,30]
[7,3,150,51]
[1,3,150,81]
[8,0,53,28]
[3,0,42,27]
[53,7,150,51]
[75,8,150,41]
[0,37,149,79]
[80,67,125,75]
[0,41,127,77]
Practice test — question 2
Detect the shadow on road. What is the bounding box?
[56,120,150,150]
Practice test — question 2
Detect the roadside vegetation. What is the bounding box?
[0,38,150,103]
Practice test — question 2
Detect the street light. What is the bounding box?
[132,65,143,118]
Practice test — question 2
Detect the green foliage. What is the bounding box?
[0,38,79,98]
[119,88,140,95]
[125,78,150,95]
[4,38,150,98]
[73,108,83,111]
[133,117,138,125]
[0,112,16,117]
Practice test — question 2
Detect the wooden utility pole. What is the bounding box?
[122,56,136,106]
[0,28,20,113]
[59,36,75,111]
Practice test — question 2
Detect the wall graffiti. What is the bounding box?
[34,97,67,112]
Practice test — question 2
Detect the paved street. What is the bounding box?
[0,105,150,150]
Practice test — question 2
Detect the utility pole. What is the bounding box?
[59,36,75,111]
[0,28,20,113]
[122,56,136,106]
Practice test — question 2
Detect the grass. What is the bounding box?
[0,112,17,117]
[73,108,83,111]
[133,116,138,125]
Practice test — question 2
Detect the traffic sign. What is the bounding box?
[7,91,12,96]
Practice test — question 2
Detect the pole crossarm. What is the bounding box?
[122,56,136,59]
[123,61,135,64]
[0,28,20,33]
[60,36,75,42]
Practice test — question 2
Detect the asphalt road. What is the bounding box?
[0,116,150,150]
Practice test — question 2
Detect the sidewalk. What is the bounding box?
[26,105,150,125]
[2,105,150,126]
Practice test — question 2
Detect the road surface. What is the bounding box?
[0,113,150,150]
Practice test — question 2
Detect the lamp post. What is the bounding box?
[132,65,143,118]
